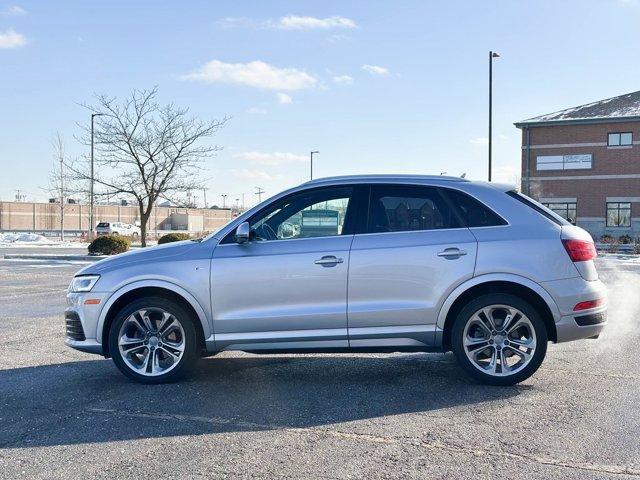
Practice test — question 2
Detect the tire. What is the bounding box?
[108,296,199,384]
[451,293,548,386]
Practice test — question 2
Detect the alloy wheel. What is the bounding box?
[117,308,185,376]
[462,304,537,377]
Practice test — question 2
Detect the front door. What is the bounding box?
[211,186,357,351]
[347,184,477,347]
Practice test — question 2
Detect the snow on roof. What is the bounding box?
[516,90,640,126]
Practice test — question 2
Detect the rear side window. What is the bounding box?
[443,189,507,227]
[506,191,568,226]
[97,222,109,227]
[367,184,461,233]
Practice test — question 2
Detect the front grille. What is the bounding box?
[575,311,607,327]
[65,311,86,341]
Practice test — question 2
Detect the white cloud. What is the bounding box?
[492,164,521,184]
[362,64,389,76]
[216,17,254,29]
[618,0,637,5]
[276,92,292,104]
[0,5,26,16]
[232,168,275,181]
[233,151,307,166]
[181,60,317,91]
[327,34,350,43]
[246,106,267,115]
[470,137,489,145]
[0,29,27,49]
[332,75,353,85]
[276,15,357,30]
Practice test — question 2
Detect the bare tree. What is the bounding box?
[73,88,227,246]
[45,133,81,241]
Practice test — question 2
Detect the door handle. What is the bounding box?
[437,248,467,259]
[314,256,344,267]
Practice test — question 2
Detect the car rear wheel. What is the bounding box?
[451,293,548,386]
[108,297,198,384]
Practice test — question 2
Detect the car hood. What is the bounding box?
[76,240,203,276]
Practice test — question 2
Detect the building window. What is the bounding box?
[608,132,633,146]
[536,154,592,171]
[606,202,631,227]
[542,202,577,224]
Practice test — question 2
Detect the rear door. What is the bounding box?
[347,184,477,347]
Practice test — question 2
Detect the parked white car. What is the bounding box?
[95,222,141,237]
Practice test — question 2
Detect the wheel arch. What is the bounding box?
[97,281,211,358]
[438,275,560,351]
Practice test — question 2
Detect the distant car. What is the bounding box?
[95,222,140,237]
[67,175,606,385]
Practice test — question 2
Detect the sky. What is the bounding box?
[1,0,640,208]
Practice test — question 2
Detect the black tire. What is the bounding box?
[108,296,199,384]
[451,293,548,386]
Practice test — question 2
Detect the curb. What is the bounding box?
[3,254,107,262]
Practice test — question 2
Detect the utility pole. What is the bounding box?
[488,51,500,182]
[221,194,227,209]
[90,113,104,235]
[255,186,265,203]
[241,193,245,211]
[202,188,208,208]
[310,151,319,180]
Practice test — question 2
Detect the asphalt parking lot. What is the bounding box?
[1,251,639,479]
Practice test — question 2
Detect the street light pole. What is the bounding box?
[90,113,104,235]
[488,51,500,182]
[310,151,319,180]
[221,194,227,209]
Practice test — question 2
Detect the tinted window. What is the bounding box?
[443,189,507,227]
[233,186,353,242]
[367,185,460,233]
[506,191,568,226]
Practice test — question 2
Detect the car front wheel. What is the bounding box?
[108,297,198,384]
[451,293,548,386]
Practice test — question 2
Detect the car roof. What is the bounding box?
[302,174,469,186]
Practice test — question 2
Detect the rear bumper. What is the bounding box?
[540,277,607,343]
[555,309,607,342]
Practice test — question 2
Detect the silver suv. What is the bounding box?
[66,175,607,385]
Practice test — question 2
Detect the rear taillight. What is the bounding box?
[562,239,597,262]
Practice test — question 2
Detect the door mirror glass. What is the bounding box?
[235,222,250,244]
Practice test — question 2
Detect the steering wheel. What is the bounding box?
[255,223,278,241]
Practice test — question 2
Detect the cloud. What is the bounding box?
[216,17,255,29]
[276,92,292,104]
[0,29,27,49]
[246,106,267,115]
[470,137,489,145]
[327,34,350,43]
[232,168,275,181]
[181,60,317,91]
[332,75,353,85]
[276,15,357,30]
[0,5,26,16]
[618,0,637,5]
[492,164,521,184]
[362,64,389,75]
[233,151,307,166]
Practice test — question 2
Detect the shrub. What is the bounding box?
[634,243,640,255]
[158,232,191,244]
[600,234,614,244]
[619,234,633,244]
[88,235,131,255]
[608,240,620,254]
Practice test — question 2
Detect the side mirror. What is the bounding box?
[235,222,250,244]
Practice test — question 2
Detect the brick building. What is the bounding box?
[515,90,640,240]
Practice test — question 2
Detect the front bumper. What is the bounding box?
[541,276,608,343]
[65,291,110,356]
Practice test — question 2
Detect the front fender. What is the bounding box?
[435,273,562,330]
[94,279,213,345]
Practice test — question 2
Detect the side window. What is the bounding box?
[367,185,460,233]
[247,186,353,241]
[443,189,507,227]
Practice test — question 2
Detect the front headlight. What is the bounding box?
[69,275,100,293]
